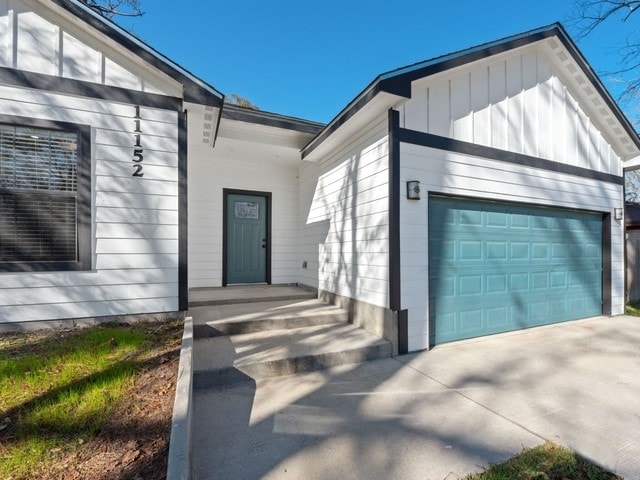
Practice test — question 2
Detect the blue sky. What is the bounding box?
[118,0,637,124]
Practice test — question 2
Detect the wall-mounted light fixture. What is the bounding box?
[614,208,623,220]
[407,180,420,200]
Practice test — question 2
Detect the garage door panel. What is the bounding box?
[433,296,596,344]
[429,196,602,345]
[432,269,601,297]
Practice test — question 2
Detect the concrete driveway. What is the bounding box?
[192,315,640,479]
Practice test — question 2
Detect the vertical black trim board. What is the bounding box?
[602,212,612,316]
[222,192,229,287]
[222,189,272,286]
[388,109,406,354]
[178,110,188,311]
[398,309,408,354]
[76,123,92,270]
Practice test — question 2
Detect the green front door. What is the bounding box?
[429,195,603,345]
[226,193,267,284]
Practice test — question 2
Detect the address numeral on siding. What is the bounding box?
[132,164,144,177]
[132,106,144,177]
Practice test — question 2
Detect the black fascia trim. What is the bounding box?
[302,23,640,160]
[602,212,612,315]
[0,114,92,272]
[301,82,389,159]
[301,24,560,160]
[222,105,324,135]
[0,114,88,133]
[398,127,624,186]
[178,110,188,311]
[387,23,638,150]
[388,109,406,353]
[222,189,272,286]
[0,67,182,111]
[379,29,558,91]
[213,103,223,147]
[552,27,640,151]
[50,0,223,107]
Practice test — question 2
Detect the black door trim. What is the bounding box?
[602,212,612,315]
[222,188,272,286]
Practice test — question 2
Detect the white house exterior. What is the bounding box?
[0,0,223,322]
[1,0,639,354]
[298,25,639,352]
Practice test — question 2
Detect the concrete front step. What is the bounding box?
[192,323,393,389]
[189,285,315,307]
[190,299,349,336]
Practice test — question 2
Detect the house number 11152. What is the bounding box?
[132,105,144,177]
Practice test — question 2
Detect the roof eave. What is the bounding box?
[302,22,640,158]
[301,78,410,158]
[222,104,324,135]
[49,0,224,107]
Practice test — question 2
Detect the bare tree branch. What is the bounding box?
[79,0,143,18]
[569,1,640,38]
[568,1,640,201]
[569,1,640,125]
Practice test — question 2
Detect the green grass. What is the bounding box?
[626,302,640,316]
[467,442,621,480]
[0,322,181,480]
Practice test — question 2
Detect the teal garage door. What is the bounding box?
[429,196,602,345]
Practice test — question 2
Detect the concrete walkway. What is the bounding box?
[192,315,640,479]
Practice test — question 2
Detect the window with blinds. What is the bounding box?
[0,123,84,266]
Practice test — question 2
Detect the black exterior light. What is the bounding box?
[407,180,421,200]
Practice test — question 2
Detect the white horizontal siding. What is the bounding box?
[0,298,178,323]
[0,283,177,306]
[188,144,300,288]
[96,223,177,239]
[95,192,177,211]
[399,47,622,177]
[0,85,181,324]
[0,86,174,124]
[298,117,390,308]
[0,0,181,96]
[0,268,178,288]
[400,143,624,352]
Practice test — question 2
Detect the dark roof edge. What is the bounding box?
[302,22,640,158]
[301,77,390,159]
[551,24,640,151]
[50,0,224,107]
[377,23,560,82]
[222,104,324,135]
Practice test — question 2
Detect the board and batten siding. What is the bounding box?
[0,84,181,322]
[0,0,180,96]
[298,118,390,308]
[398,47,621,177]
[399,143,624,352]
[188,145,300,287]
